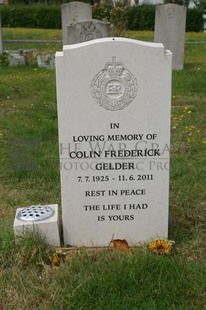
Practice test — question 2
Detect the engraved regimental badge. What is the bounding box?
[91,57,138,111]
[80,22,102,42]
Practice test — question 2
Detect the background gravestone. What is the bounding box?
[61,2,92,45]
[9,52,25,66]
[56,37,172,247]
[66,20,112,45]
[154,3,186,70]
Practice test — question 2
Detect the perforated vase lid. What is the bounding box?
[17,205,54,222]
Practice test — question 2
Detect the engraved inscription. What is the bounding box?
[91,57,138,111]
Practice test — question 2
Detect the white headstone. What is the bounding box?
[66,19,112,45]
[61,2,92,45]
[56,38,172,247]
[155,3,186,70]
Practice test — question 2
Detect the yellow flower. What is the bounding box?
[149,238,174,255]
[51,250,67,269]
[51,253,60,268]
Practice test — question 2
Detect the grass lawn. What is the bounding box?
[0,29,206,309]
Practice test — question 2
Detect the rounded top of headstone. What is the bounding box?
[17,205,54,222]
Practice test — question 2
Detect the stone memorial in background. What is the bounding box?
[9,52,25,66]
[65,20,112,45]
[61,2,92,45]
[56,38,172,247]
[155,3,186,70]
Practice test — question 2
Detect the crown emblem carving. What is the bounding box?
[105,57,124,77]
[91,57,138,111]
